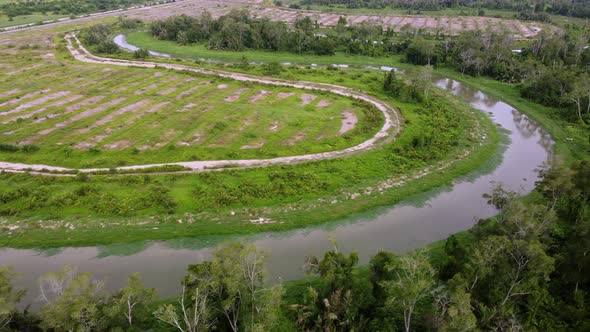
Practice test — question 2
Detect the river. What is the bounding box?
[0,42,554,308]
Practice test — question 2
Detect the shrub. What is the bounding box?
[0,144,19,152]
[146,185,177,214]
[96,40,120,54]
[133,48,150,59]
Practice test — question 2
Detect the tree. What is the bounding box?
[154,283,214,332]
[405,37,437,65]
[564,74,590,124]
[383,249,437,332]
[0,266,25,330]
[38,266,106,332]
[336,16,347,33]
[108,272,157,327]
[410,65,433,101]
[155,243,281,332]
[442,287,477,331]
[293,243,374,331]
[294,15,314,34]
[450,187,557,329]
[383,69,405,97]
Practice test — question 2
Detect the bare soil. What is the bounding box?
[300,93,317,106]
[316,99,331,108]
[339,111,358,135]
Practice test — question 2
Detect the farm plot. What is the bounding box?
[0,43,377,168]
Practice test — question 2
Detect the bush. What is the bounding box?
[0,144,19,152]
[146,185,177,214]
[133,48,150,59]
[0,144,39,153]
[262,62,282,76]
[84,24,111,46]
[96,40,120,54]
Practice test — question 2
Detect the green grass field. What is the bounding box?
[0,45,381,168]
[126,30,407,67]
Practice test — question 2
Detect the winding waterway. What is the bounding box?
[0,45,553,308]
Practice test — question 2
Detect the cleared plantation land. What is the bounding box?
[0,0,549,38]
[0,44,378,169]
[124,0,544,38]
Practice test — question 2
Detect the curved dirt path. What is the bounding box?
[0,34,400,175]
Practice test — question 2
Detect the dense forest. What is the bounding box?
[149,10,590,124]
[294,0,590,19]
[0,0,170,22]
[0,162,589,331]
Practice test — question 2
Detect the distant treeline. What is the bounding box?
[297,0,590,19]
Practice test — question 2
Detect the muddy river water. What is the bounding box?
[0,62,553,308]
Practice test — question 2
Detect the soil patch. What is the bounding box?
[250,90,270,103]
[33,96,105,124]
[78,100,151,134]
[135,83,158,95]
[316,99,331,108]
[0,89,21,99]
[125,102,169,125]
[241,141,265,149]
[277,92,295,99]
[0,89,51,108]
[339,111,358,135]
[224,88,249,102]
[0,91,71,117]
[269,120,279,132]
[33,97,126,139]
[284,131,306,145]
[103,139,132,150]
[300,93,317,106]
[3,94,83,124]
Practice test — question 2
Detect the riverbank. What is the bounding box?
[0,32,500,248]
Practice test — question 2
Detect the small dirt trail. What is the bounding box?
[0,34,401,175]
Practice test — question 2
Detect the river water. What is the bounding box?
[0,45,554,307]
